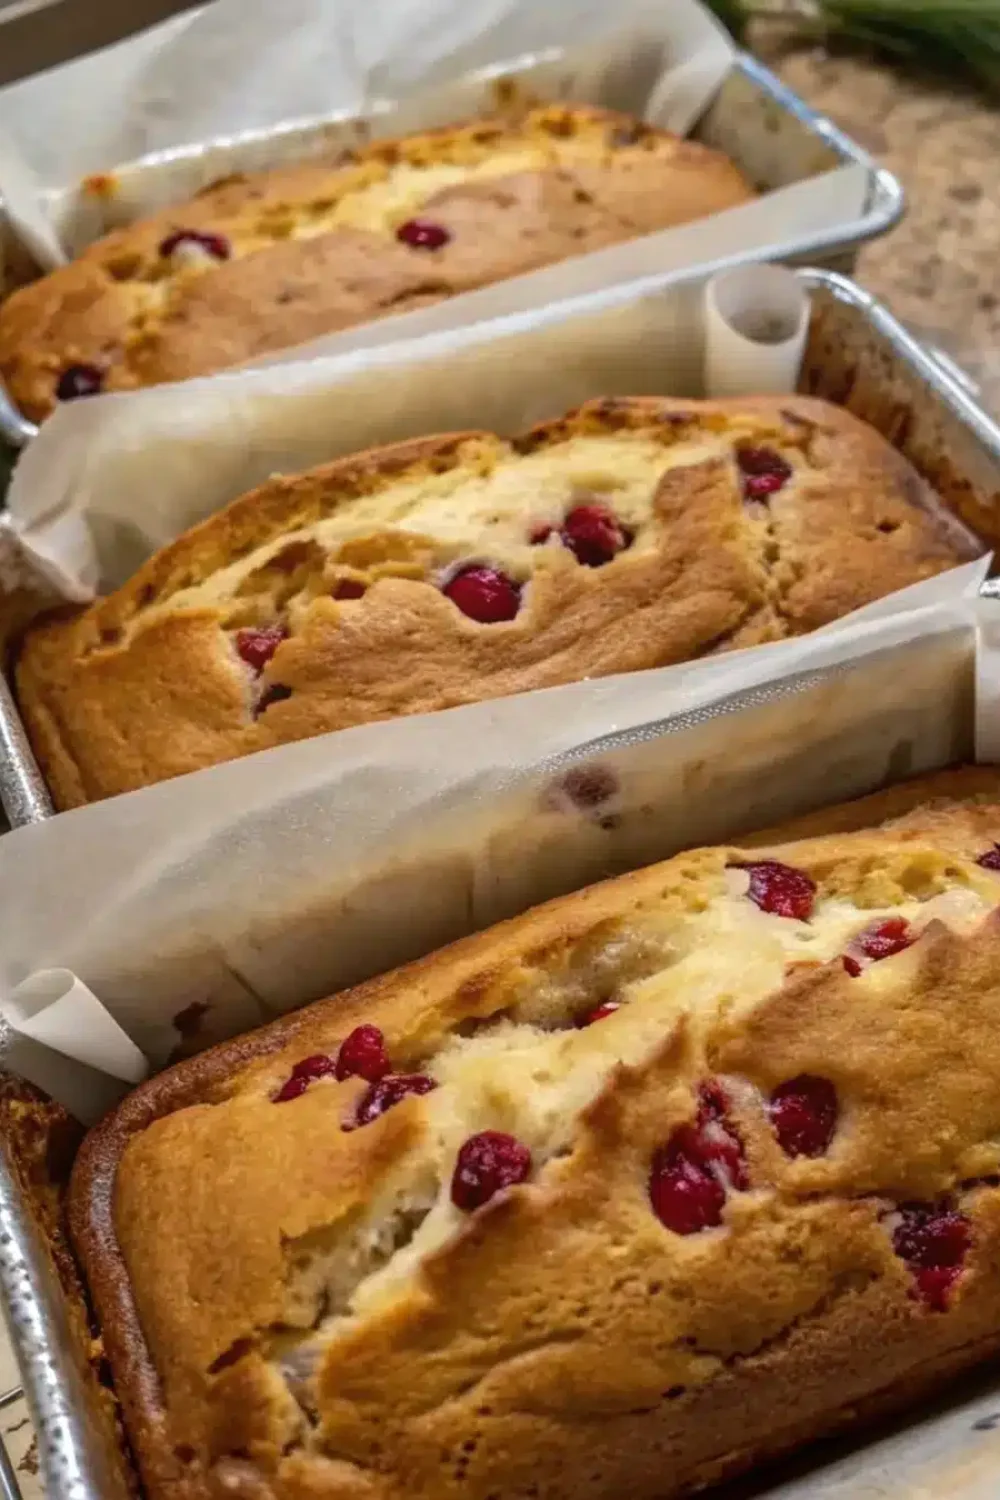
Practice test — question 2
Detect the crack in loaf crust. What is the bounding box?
[14,395,973,810]
[69,766,1000,1500]
[0,105,754,422]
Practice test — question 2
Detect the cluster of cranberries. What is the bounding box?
[733,859,918,981]
[649,1081,748,1235]
[531,503,633,568]
[736,446,792,502]
[647,1073,970,1310]
[440,501,632,626]
[234,626,293,715]
[267,846,992,1296]
[273,1022,390,1101]
[274,1024,437,1119]
[272,1024,532,1212]
[640,1073,826,1222]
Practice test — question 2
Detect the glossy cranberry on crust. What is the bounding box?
[159,228,231,261]
[734,860,816,920]
[335,1025,390,1083]
[451,1131,532,1210]
[890,1202,971,1310]
[272,1053,336,1102]
[560,503,631,567]
[442,566,520,623]
[235,625,287,672]
[737,446,792,501]
[347,1073,438,1130]
[843,917,914,977]
[396,218,451,250]
[769,1075,839,1158]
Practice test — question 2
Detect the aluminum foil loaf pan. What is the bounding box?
[0,265,994,833]
[0,48,903,449]
[3,615,1000,1500]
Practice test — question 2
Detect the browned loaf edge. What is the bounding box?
[0,104,754,422]
[68,765,1000,1500]
[14,395,973,811]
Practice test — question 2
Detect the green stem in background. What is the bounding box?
[705,0,1000,91]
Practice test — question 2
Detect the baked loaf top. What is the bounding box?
[0,105,754,421]
[70,765,1000,1500]
[15,395,972,810]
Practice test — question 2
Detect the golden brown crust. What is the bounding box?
[69,766,1000,1500]
[15,395,973,810]
[0,105,753,422]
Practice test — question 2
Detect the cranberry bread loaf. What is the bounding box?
[14,395,972,810]
[0,105,754,422]
[70,765,1000,1500]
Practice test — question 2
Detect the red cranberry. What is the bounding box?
[680,1080,748,1190]
[56,363,104,401]
[913,1265,962,1311]
[451,1130,532,1211]
[697,1078,729,1122]
[649,1149,726,1235]
[236,625,287,672]
[348,1073,437,1129]
[843,917,914,977]
[734,860,816,920]
[443,566,520,623]
[529,523,555,544]
[255,683,293,715]
[335,1024,390,1083]
[577,1001,621,1026]
[560,504,630,567]
[396,218,451,250]
[159,228,231,260]
[978,846,1000,871]
[332,579,367,600]
[768,1075,838,1158]
[649,1080,747,1233]
[737,446,792,501]
[891,1202,970,1310]
[892,1202,970,1267]
[273,1053,337,1102]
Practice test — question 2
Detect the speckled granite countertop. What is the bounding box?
[759,42,1000,415]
